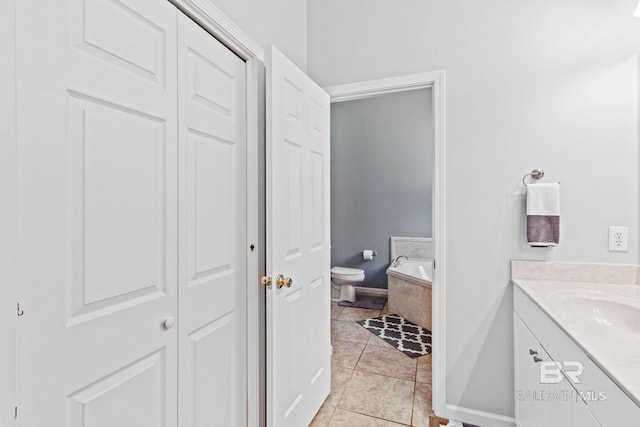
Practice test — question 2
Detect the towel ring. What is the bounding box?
[522,168,544,187]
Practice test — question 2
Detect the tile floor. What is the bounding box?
[310,302,447,427]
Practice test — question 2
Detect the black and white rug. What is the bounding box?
[357,314,432,358]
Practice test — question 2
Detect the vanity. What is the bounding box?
[512,261,640,427]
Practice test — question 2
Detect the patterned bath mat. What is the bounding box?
[357,314,432,358]
[338,295,387,310]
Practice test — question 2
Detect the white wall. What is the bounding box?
[308,0,640,422]
[210,0,307,70]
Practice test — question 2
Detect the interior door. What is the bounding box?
[16,0,179,424]
[176,12,247,427]
[265,46,331,426]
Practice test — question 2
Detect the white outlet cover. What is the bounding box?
[608,226,629,252]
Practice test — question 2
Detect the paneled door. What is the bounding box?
[265,46,331,426]
[15,1,248,426]
[16,0,179,424]
[176,12,247,427]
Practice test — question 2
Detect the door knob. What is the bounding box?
[275,274,292,289]
[163,316,176,330]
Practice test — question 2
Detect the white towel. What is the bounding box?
[526,183,560,247]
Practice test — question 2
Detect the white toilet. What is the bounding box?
[330,267,365,303]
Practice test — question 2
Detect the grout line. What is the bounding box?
[330,368,354,411]
[327,405,336,425]
[350,339,367,371]
[334,407,412,426]
[348,366,417,384]
[411,379,417,426]
[352,363,418,381]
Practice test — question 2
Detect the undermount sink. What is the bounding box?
[549,290,640,334]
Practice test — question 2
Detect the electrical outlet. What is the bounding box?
[608,226,629,252]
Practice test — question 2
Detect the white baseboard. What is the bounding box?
[446,404,516,427]
[331,286,388,302]
[355,286,388,297]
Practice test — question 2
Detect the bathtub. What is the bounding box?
[386,260,432,331]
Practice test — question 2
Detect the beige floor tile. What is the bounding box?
[416,354,432,384]
[332,339,366,369]
[367,333,395,349]
[338,370,414,425]
[332,320,372,344]
[355,345,417,381]
[335,307,381,322]
[411,382,433,427]
[329,408,407,426]
[331,302,344,320]
[325,367,354,407]
[328,298,440,427]
[310,404,335,427]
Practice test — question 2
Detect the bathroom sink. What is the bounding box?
[557,294,640,334]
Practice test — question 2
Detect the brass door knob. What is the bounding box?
[275,274,292,289]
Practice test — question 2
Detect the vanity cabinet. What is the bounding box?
[514,314,600,427]
[514,285,640,427]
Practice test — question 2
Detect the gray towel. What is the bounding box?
[526,183,560,247]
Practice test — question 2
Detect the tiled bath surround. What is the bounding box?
[388,238,433,330]
[390,237,433,261]
[387,269,432,331]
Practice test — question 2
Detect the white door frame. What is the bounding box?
[324,71,447,418]
[0,0,265,425]
[168,2,265,426]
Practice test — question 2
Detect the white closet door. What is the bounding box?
[266,46,332,427]
[16,0,179,425]
[176,12,247,427]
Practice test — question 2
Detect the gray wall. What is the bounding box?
[331,89,434,288]
[309,0,640,423]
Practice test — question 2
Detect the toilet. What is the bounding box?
[330,267,365,303]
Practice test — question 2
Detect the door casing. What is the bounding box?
[324,72,447,419]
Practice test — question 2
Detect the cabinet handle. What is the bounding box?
[529,349,538,355]
[533,355,543,363]
[163,316,176,330]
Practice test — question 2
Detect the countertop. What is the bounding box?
[513,278,640,407]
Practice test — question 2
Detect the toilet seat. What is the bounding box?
[331,266,365,281]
